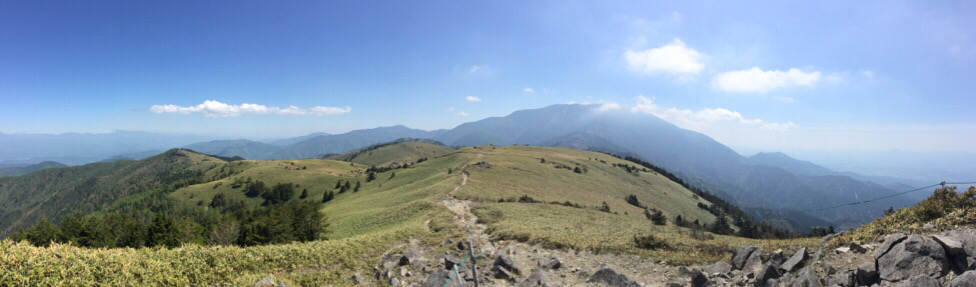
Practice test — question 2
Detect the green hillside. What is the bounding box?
[327,139,455,166]
[0,149,223,236]
[1,143,810,285]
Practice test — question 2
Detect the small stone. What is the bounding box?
[704,261,733,275]
[254,277,276,287]
[587,268,640,287]
[835,247,851,254]
[848,241,868,254]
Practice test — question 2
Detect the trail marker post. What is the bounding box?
[467,240,479,287]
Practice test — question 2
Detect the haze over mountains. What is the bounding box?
[0,104,956,228]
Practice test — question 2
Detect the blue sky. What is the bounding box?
[1,1,974,153]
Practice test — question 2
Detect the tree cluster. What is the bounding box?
[10,199,327,249]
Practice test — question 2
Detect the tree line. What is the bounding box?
[10,184,328,248]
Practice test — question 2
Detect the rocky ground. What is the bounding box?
[343,226,976,287]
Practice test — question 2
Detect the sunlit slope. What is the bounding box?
[171,159,366,209]
[330,141,455,166]
[455,146,718,225]
[0,149,224,236]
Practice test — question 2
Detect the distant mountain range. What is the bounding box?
[0,161,67,177]
[0,104,935,228]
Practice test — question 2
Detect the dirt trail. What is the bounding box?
[441,154,494,255]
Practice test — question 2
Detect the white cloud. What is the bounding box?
[149,100,350,117]
[630,96,796,131]
[596,102,622,111]
[711,67,822,93]
[457,111,469,117]
[860,70,874,78]
[625,38,705,76]
[465,96,481,102]
[523,88,535,94]
[468,66,482,73]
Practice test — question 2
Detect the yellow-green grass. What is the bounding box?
[455,146,717,225]
[340,142,456,166]
[171,159,366,209]
[473,202,817,265]
[0,216,447,286]
[829,186,976,246]
[323,152,476,238]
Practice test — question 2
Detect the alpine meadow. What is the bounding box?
[2,1,976,286]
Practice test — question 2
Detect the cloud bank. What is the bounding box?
[630,96,796,131]
[150,100,351,117]
[712,67,822,93]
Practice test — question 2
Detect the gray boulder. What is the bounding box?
[754,263,781,287]
[733,246,760,270]
[827,271,854,287]
[780,247,808,273]
[888,274,940,287]
[704,261,733,275]
[877,234,950,281]
[744,249,765,274]
[951,270,976,287]
[855,262,879,286]
[789,269,824,287]
[586,268,640,287]
[940,230,976,271]
[874,233,908,260]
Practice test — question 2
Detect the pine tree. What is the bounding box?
[209,193,226,208]
[147,213,180,248]
[354,181,361,192]
[299,188,308,199]
[366,171,377,182]
[26,219,62,247]
[709,216,733,235]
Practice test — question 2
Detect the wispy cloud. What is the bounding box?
[625,38,705,77]
[712,67,822,93]
[468,65,482,73]
[150,100,350,117]
[465,96,481,102]
[523,87,535,94]
[630,96,796,131]
[457,111,469,117]
[596,102,622,111]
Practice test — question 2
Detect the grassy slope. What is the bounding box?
[1,144,819,285]
[332,141,456,166]
[456,146,717,225]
